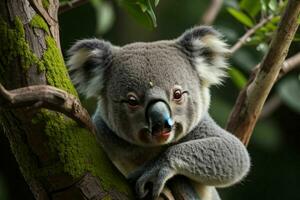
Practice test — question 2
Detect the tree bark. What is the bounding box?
[0,0,132,199]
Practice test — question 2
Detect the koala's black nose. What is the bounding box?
[146,101,173,135]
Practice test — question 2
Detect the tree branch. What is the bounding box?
[259,52,300,119]
[201,0,223,25]
[0,84,96,134]
[59,0,90,14]
[278,52,300,80]
[230,15,273,54]
[226,0,300,145]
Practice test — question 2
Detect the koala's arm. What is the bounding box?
[166,114,250,185]
[131,114,250,199]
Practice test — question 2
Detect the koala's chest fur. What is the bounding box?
[109,145,164,176]
[95,115,167,176]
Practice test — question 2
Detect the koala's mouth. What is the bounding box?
[152,128,172,140]
[138,128,171,144]
[138,123,179,145]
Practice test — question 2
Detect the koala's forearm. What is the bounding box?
[162,133,250,187]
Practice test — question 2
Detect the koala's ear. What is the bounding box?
[67,39,116,98]
[177,26,230,86]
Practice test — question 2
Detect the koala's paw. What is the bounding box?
[128,163,175,200]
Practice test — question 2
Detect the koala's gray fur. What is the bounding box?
[67,26,250,200]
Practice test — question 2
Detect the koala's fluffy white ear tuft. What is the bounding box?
[67,39,115,98]
[177,26,230,86]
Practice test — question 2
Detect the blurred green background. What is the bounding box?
[1,0,300,199]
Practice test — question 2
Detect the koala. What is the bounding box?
[67,26,250,200]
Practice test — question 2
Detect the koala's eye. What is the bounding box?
[127,94,139,108]
[172,88,188,103]
[173,89,183,100]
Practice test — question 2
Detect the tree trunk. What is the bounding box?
[0,0,132,199]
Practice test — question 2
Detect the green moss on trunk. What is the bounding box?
[0,16,43,183]
[42,0,50,9]
[29,14,50,34]
[0,18,44,72]
[41,36,78,96]
[34,110,130,193]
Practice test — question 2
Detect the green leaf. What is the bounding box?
[256,42,269,53]
[247,35,263,45]
[144,0,157,27]
[136,2,147,12]
[227,7,254,27]
[260,0,269,13]
[277,76,300,114]
[271,15,280,23]
[228,67,247,89]
[268,0,278,12]
[240,0,261,17]
[246,15,278,46]
[265,21,277,31]
[154,0,159,7]
[119,0,158,28]
[91,0,115,35]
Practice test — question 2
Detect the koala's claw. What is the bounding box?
[135,166,175,200]
[136,175,150,198]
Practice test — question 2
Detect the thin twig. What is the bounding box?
[278,52,300,80]
[226,0,300,145]
[230,15,273,54]
[59,0,90,14]
[201,0,223,25]
[0,84,96,134]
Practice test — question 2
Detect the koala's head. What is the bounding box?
[67,26,229,147]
